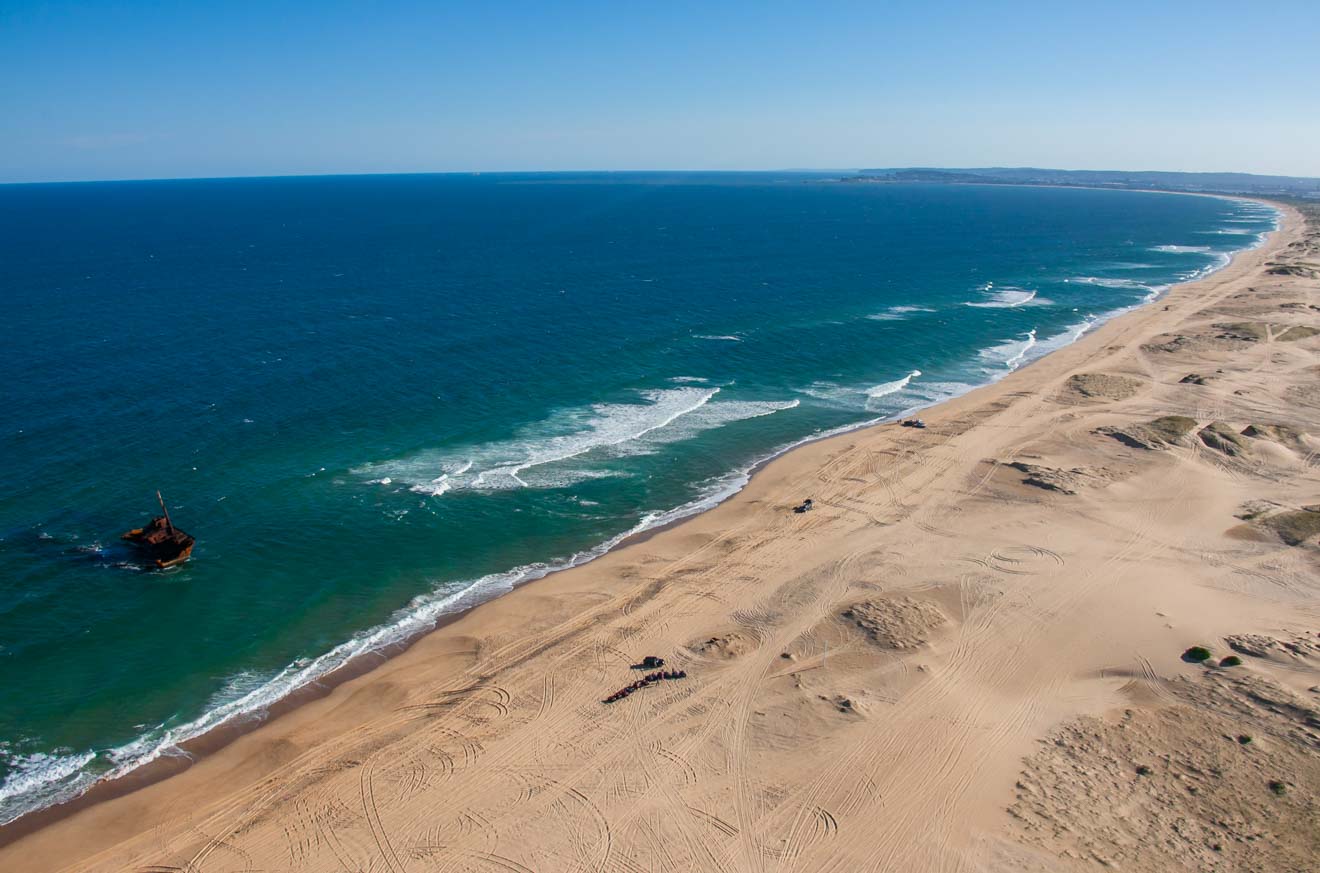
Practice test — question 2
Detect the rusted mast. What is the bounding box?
[156,490,175,535]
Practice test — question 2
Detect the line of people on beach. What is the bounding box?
[603,669,687,704]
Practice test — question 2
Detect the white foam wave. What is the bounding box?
[358,387,718,493]
[1140,284,1170,303]
[964,287,1043,308]
[1182,252,1233,282]
[1068,276,1145,289]
[865,370,921,404]
[797,369,928,411]
[866,305,935,321]
[1150,244,1212,254]
[0,750,99,820]
[1036,315,1099,354]
[979,329,1038,374]
[694,334,741,342]
[623,399,800,451]
[358,388,800,494]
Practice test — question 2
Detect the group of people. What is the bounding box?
[602,668,688,704]
[900,418,927,429]
[793,498,814,514]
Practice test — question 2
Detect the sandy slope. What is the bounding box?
[4,200,1318,873]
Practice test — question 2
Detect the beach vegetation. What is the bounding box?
[1259,507,1320,546]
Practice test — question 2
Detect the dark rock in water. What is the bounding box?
[1198,422,1251,457]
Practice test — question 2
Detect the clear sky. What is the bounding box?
[4,0,1319,183]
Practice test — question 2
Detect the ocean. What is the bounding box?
[0,173,1278,823]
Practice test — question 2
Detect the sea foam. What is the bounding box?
[355,387,800,495]
[867,305,936,321]
[1151,244,1213,254]
[964,286,1044,308]
[865,370,921,404]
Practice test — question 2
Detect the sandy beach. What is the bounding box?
[4,198,1318,872]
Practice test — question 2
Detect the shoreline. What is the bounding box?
[0,196,1291,848]
[5,195,1312,870]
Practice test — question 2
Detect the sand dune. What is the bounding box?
[3,200,1318,873]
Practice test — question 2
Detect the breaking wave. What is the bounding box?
[867,305,936,321]
[980,329,1038,373]
[1151,244,1213,254]
[865,370,921,404]
[964,286,1045,308]
[1068,276,1146,289]
[354,388,800,495]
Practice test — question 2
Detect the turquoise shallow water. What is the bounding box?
[0,173,1277,821]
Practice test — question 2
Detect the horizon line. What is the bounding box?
[4,165,1320,188]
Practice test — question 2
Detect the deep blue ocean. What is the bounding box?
[0,173,1277,822]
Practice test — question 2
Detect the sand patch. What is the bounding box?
[1198,422,1252,457]
[841,595,947,649]
[1275,325,1320,342]
[1257,507,1320,546]
[1009,671,1320,873]
[1266,262,1320,279]
[1097,415,1198,450]
[1225,632,1320,666]
[1006,461,1112,495]
[1284,382,1320,408]
[688,630,758,660]
[1241,423,1312,453]
[1209,322,1320,343]
[1235,501,1320,546]
[1213,321,1273,341]
[1058,373,1143,404]
[1144,333,1248,355]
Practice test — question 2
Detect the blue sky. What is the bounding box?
[3,0,1319,182]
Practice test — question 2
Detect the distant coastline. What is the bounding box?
[838,166,1320,200]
